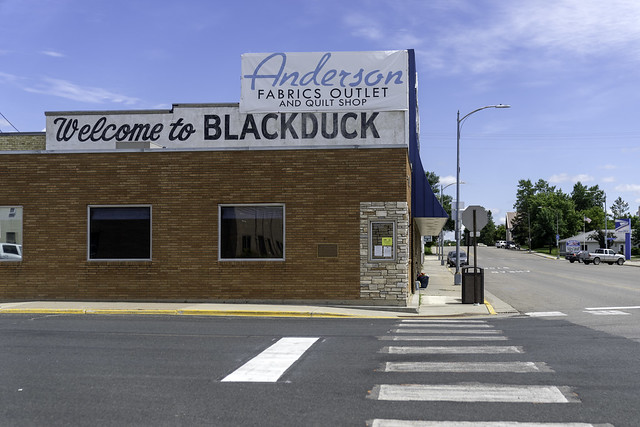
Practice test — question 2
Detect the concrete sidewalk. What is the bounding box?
[413,255,518,317]
[0,255,517,319]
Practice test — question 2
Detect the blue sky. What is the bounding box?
[2,0,640,224]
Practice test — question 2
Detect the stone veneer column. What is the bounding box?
[360,201,409,305]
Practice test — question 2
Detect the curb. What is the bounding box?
[0,307,396,319]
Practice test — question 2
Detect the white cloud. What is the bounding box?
[41,50,65,58]
[549,173,569,183]
[600,164,617,170]
[549,173,593,184]
[0,71,19,84]
[615,184,640,193]
[602,176,616,183]
[573,174,594,183]
[345,0,640,75]
[439,175,457,187]
[24,78,139,105]
[515,1,640,58]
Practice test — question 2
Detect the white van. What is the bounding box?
[0,243,22,260]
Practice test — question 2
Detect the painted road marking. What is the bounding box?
[380,335,508,341]
[525,312,567,317]
[221,337,318,382]
[584,310,631,316]
[383,361,553,373]
[400,319,488,323]
[585,305,640,311]
[370,384,574,403]
[381,345,523,354]
[397,323,493,328]
[369,421,606,426]
[392,329,502,334]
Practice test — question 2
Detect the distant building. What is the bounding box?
[559,231,628,255]
[505,212,517,241]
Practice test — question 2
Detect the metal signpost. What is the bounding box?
[461,205,488,305]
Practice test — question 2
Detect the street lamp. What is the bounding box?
[454,104,510,285]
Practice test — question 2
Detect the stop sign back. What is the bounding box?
[461,205,488,230]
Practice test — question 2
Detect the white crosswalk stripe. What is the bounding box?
[380,335,508,341]
[392,328,502,334]
[369,421,608,426]
[382,345,523,354]
[221,337,318,382]
[400,319,488,323]
[383,361,553,373]
[584,310,630,315]
[397,323,494,328]
[365,318,611,425]
[370,384,574,403]
[525,311,568,317]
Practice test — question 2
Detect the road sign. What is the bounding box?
[615,218,631,233]
[461,205,488,230]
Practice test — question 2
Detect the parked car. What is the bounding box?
[565,250,585,263]
[447,250,468,267]
[0,243,22,260]
[582,248,625,265]
[495,240,506,248]
[505,241,520,250]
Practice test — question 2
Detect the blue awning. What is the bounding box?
[407,50,448,236]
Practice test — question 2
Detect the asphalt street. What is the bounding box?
[1,312,638,426]
[474,246,640,342]
[1,247,639,426]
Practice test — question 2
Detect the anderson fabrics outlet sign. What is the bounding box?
[45,51,409,150]
[240,51,409,113]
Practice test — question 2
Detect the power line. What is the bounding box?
[0,111,20,132]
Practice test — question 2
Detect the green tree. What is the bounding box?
[426,171,440,194]
[479,210,497,246]
[571,182,604,211]
[426,171,455,232]
[512,179,535,246]
[581,206,605,232]
[513,178,580,250]
[495,224,506,242]
[610,196,630,219]
[588,230,617,249]
[631,216,640,247]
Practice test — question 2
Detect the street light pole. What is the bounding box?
[604,193,608,249]
[528,210,532,253]
[454,105,510,285]
[536,205,560,257]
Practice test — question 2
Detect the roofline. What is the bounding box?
[45,103,240,117]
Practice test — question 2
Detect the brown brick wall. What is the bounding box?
[0,148,411,302]
[0,133,46,151]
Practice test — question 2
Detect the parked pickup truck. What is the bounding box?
[582,248,625,265]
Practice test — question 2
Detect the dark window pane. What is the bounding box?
[89,207,151,260]
[220,206,284,259]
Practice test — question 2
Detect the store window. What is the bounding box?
[0,206,22,261]
[219,205,284,260]
[88,206,151,260]
[370,220,396,261]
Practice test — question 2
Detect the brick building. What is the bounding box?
[0,51,446,306]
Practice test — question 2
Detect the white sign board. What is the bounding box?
[45,105,406,151]
[240,51,409,113]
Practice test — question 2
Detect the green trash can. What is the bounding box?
[462,266,484,304]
